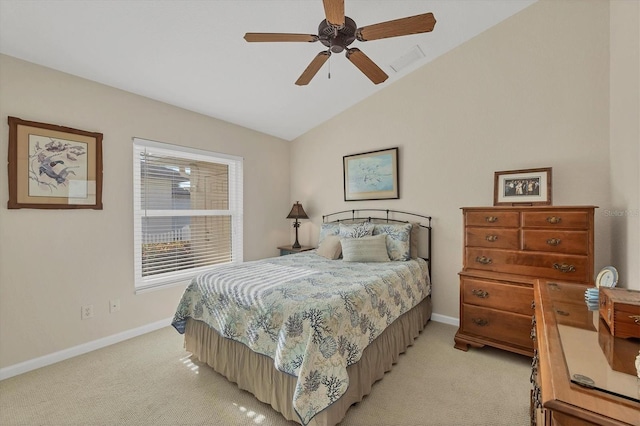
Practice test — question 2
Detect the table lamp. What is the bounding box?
[286,201,308,248]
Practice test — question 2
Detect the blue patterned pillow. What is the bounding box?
[339,222,374,239]
[373,223,412,261]
[318,223,340,245]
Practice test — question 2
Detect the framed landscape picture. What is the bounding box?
[343,147,399,201]
[494,167,552,206]
[7,116,103,209]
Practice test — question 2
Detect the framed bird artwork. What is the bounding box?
[7,116,103,209]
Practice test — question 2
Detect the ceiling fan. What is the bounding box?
[243,0,436,86]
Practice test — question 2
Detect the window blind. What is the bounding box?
[133,138,243,291]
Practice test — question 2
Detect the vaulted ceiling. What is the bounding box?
[0,1,536,140]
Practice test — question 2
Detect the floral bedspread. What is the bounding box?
[171,251,430,425]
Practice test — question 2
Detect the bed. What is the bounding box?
[172,209,432,425]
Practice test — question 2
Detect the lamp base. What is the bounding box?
[292,219,302,249]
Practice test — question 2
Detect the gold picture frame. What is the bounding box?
[494,167,552,206]
[7,116,103,209]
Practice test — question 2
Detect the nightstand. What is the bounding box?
[277,245,314,256]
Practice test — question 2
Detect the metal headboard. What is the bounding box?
[322,209,432,279]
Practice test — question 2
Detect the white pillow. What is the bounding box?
[341,234,390,262]
[316,235,342,260]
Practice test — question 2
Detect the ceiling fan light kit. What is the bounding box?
[244,0,436,86]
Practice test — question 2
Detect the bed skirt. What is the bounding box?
[184,295,432,426]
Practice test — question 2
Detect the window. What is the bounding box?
[133,138,243,292]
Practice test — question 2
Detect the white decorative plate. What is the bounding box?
[595,266,618,288]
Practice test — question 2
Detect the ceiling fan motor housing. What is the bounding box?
[319,16,357,53]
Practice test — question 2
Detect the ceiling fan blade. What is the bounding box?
[357,12,436,41]
[244,33,318,43]
[346,48,388,84]
[322,0,345,27]
[295,51,331,86]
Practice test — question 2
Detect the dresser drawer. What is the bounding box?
[522,230,589,255]
[522,211,589,229]
[466,227,519,249]
[466,248,589,282]
[465,211,519,228]
[461,277,533,315]
[461,304,534,350]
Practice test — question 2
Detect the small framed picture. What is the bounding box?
[494,167,552,206]
[7,116,103,209]
[343,147,399,201]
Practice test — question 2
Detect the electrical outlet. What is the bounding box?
[81,304,94,320]
[109,299,120,313]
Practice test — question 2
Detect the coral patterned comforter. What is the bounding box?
[172,250,430,425]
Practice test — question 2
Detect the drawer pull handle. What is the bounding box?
[530,351,539,383]
[472,318,488,326]
[533,386,542,409]
[475,256,492,265]
[546,216,562,224]
[630,315,640,325]
[485,235,498,242]
[485,216,498,223]
[472,289,489,298]
[555,310,569,316]
[546,238,561,246]
[553,263,575,273]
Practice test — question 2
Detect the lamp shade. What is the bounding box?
[286,202,309,220]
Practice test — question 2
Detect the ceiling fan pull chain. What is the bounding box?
[328,54,331,79]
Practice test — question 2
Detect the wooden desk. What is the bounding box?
[531,280,640,425]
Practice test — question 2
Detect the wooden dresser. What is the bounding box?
[454,206,596,356]
[531,280,639,425]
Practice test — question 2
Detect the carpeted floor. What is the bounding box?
[0,321,531,426]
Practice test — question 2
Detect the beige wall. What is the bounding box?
[609,0,640,287]
[0,54,291,369]
[291,0,640,321]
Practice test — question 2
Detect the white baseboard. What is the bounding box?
[0,317,174,381]
[431,313,459,327]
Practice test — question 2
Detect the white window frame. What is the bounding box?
[133,138,243,293]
